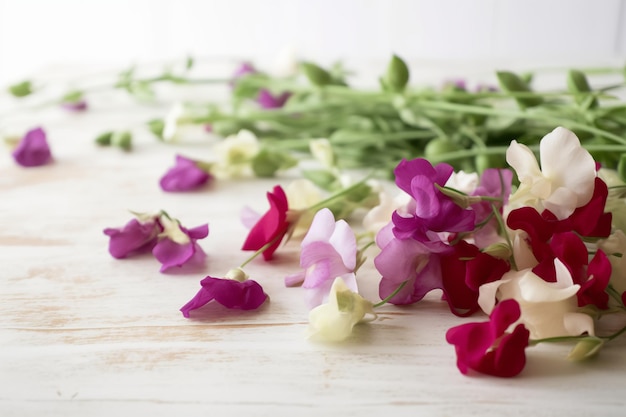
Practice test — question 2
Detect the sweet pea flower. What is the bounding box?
[61,100,88,112]
[362,190,411,236]
[162,102,185,142]
[284,178,323,237]
[159,155,213,192]
[103,214,162,258]
[257,89,291,109]
[12,127,53,167]
[307,277,376,342]
[213,129,260,178]
[506,127,596,220]
[153,216,209,272]
[446,299,529,377]
[478,258,594,339]
[284,208,358,307]
[180,268,268,317]
[241,185,290,261]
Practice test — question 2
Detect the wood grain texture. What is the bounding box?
[1,81,626,417]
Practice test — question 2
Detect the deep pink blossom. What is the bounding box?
[103,217,161,259]
[241,185,290,261]
[61,100,88,112]
[12,127,52,167]
[446,299,530,377]
[153,223,209,272]
[180,275,268,317]
[257,89,291,109]
[392,158,475,241]
[160,155,212,192]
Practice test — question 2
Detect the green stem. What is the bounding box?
[374,280,408,308]
[306,174,373,212]
[490,203,516,270]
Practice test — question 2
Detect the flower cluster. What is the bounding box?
[371,126,625,377]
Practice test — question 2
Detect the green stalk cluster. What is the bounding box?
[201,56,626,179]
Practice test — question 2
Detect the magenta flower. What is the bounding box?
[446,299,530,377]
[232,61,257,80]
[392,158,475,241]
[153,221,209,272]
[180,271,268,317]
[257,89,291,109]
[241,185,290,261]
[12,127,53,167]
[284,208,358,307]
[159,155,213,192]
[103,216,162,259]
[104,212,209,273]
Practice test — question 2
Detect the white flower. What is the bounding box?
[478,258,594,339]
[213,129,260,178]
[285,178,323,237]
[162,102,185,142]
[506,127,596,220]
[598,230,626,295]
[309,138,335,169]
[445,170,479,194]
[362,190,411,235]
[307,277,376,342]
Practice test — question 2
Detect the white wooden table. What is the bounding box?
[1,74,626,417]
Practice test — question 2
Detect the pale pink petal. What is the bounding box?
[328,219,357,270]
[240,206,260,229]
[302,208,335,246]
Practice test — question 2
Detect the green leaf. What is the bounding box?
[8,80,33,97]
[383,54,409,93]
[146,119,165,140]
[496,71,543,108]
[301,62,332,87]
[251,148,297,177]
[618,153,626,182]
[567,69,598,108]
[185,56,194,70]
[62,90,84,103]
[111,131,132,151]
[302,169,339,191]
[94,131,114,146]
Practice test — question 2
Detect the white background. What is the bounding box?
[0,0,625,84]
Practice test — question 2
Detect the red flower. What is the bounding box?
[241,185,290,260]
[446,299,529,377]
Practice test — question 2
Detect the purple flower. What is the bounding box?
[153,221,209,272]
[257,89,291,109]
[12,127,53,167]
[232,62,257,80]
[392,158,475,241]
[180,270,268,317]
[104,212,209,273]
[103,216,162,259]
[284,208,357,307]
[159,155,213,192]
[61,100,88,112]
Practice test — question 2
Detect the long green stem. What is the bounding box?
[374,281,408,308]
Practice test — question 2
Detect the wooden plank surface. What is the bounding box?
[1,87,626,417]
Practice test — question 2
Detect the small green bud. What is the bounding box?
[383,54,409,93]
[302,169,339,191]
[567,336,604,361]
[94,131,114,146]
[482,243,513,260]
[251,148,296,177]
[436,184,481,209]
[301,62,332,87]
[567,69,598,108]
[111,131,132,151]
[8,80,33,97]
[147,118,165,140]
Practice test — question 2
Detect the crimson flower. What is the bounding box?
[12,127,53,167]
[446,299,530,377]
[159,155,213,192]
[180,273,268,317]
[241,185,290,261]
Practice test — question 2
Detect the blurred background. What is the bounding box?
[0,0,625,85]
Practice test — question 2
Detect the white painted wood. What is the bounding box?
[1,63,626,416]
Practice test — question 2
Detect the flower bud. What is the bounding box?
[8,80,33,97]
[567,336,604,361]
[382,54,409,93]
[147,119,165,140]
[111,131,132,151]
[95,131,114,146]
[225,267,249,282]
[301,62,332,87]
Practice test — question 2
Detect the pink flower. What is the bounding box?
[285,208,357,307]
[160,155,213,192]
[180,271,268,317]
[241,185,290,261]
[12,127,53,167]
[103,217,162,259]
[257,89,291,109]
[446,299,530,377]
[61,100,88,112]
[153,222,209,272]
